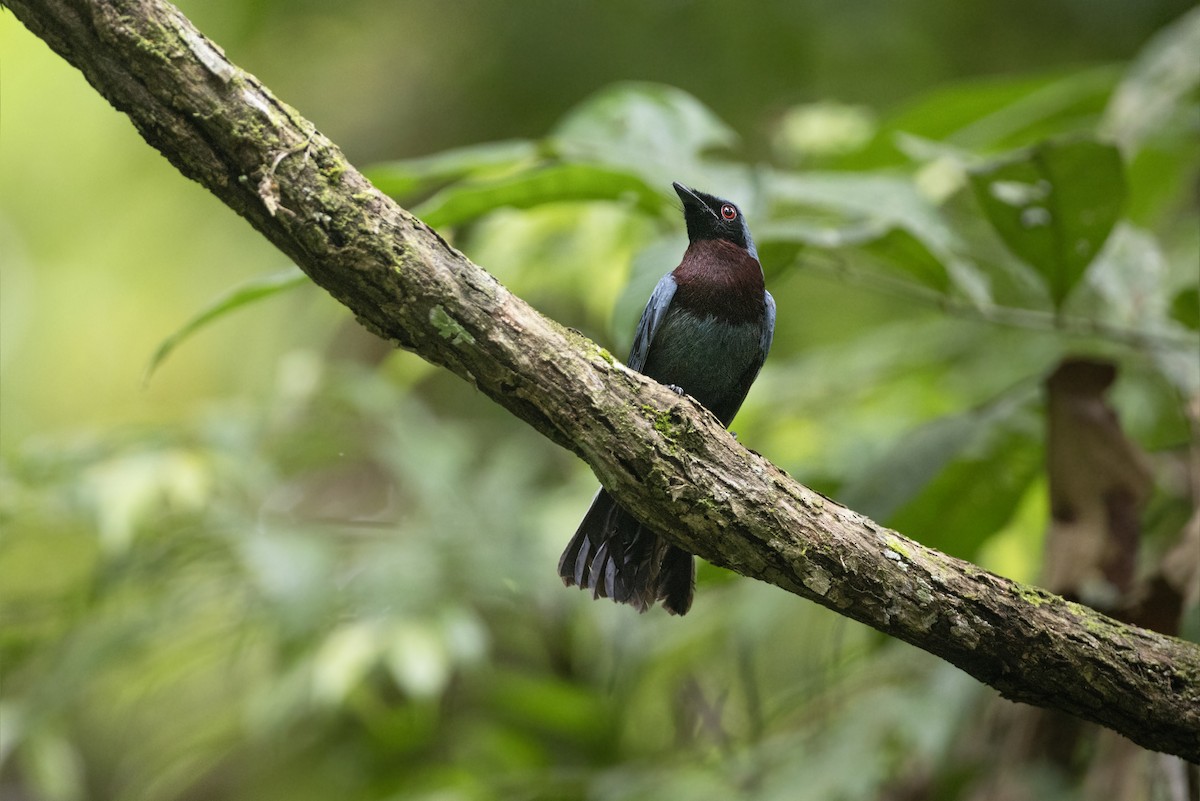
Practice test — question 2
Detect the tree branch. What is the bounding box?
[6,0,1198,761]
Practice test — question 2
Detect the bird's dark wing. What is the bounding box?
[626,273,678,372]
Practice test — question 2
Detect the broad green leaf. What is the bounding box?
[365,139,540,199]
[853,74,1066,168]
[849,67,1119,168]
[144,266,307,382]
[969,137,1126,308]
[551,81,739,187]
[413,163,665,229]
[945,67,1118,152]
[765,171,985,299]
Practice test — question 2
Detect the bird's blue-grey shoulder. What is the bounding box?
[626,272,678,372]
[761,290,777,359]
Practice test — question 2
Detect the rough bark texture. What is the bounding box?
[6,0,1199,761]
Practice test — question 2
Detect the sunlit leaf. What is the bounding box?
[1103,7,1200,153]
[414,163,665,229]
[969,137,1126,308]
[772,101,877,162]
[145,266,308,382]
[551,81,739,187]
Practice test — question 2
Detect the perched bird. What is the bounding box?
[558,182,776,615]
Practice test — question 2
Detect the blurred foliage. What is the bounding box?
[3,3,1200,801]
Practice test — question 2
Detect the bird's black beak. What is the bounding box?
[672,182,715,220]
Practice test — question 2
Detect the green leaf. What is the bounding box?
[144,266,308,382]
[848,67,1119,168]
[364,139,540,199]
[969,137,1126,308]
[758,219,955,294]
[943,68,1119,152]
[551,81,739,187]
[765,171,985,299]
[1171,287,1200,331]
[413,163,665,229]
[857,227,958,293]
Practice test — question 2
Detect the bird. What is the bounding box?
[558,181,775,615]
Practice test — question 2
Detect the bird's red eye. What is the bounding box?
[720,204,737,220]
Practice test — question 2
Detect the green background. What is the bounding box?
[2,2,1198,800]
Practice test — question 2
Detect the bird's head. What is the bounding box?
[672,182,758,260]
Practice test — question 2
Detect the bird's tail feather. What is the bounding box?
[558,489,694,615]
[657,544,695,615]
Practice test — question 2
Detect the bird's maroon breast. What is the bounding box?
[671,239,766,324]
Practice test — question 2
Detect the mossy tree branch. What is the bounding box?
[5,0,1198,761]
